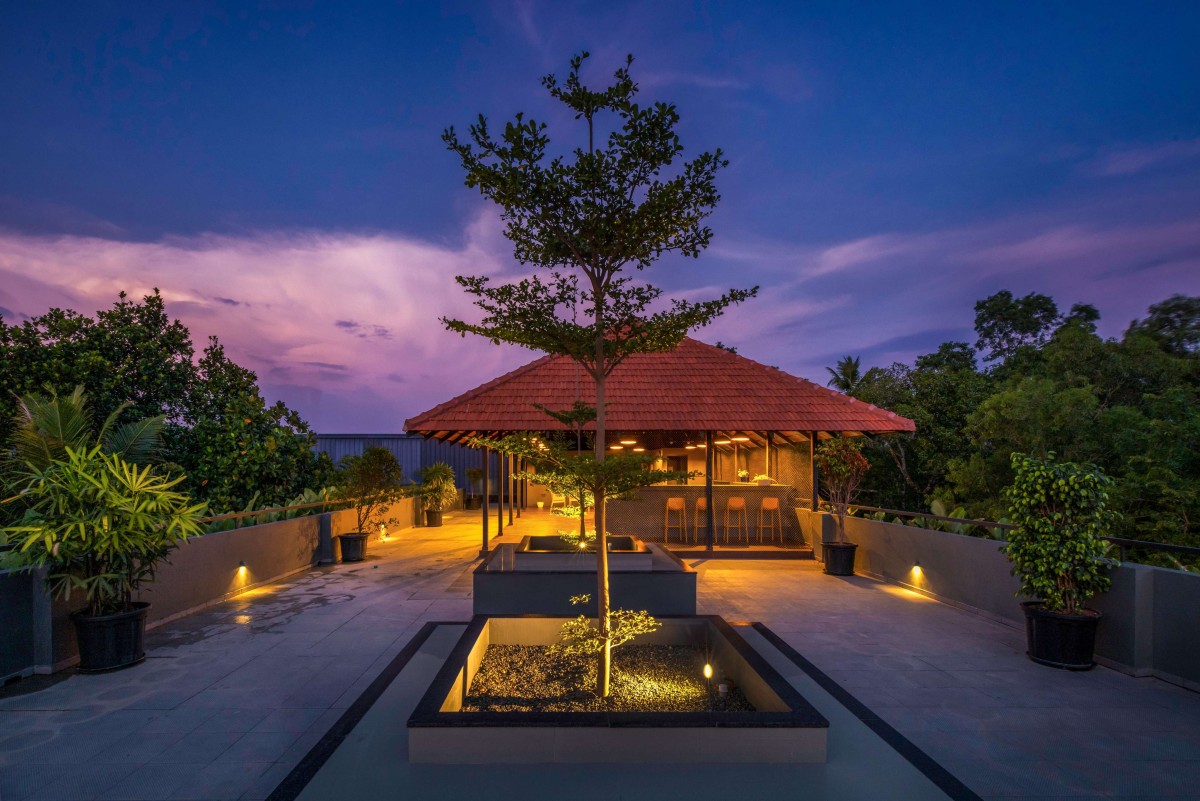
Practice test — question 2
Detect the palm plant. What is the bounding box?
[825,355,865,396]
[5,385,164,473]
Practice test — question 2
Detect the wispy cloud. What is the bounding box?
[1084,139,1200,177]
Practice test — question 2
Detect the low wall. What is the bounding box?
[25,496,425,674]
[798,509,1200,690]
[473,544,697,616]
[0,566,36,683]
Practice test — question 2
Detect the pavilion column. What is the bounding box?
[508,454,515,526]
[809,431,819,512]
[705,430,715,551]
[516,457,523,517]
[480,446,490,558]
[497,451,505,536]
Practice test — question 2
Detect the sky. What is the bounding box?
[1,1,1199,431]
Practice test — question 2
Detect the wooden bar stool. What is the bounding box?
[694,497,710,544]
[664,497,689,544]
[724,497,748,544]
[758,497,783,544]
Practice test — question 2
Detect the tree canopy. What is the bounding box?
[846,290,1199,566]
[1,292,334,516]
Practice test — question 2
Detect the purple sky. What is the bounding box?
[2,3,1199,431]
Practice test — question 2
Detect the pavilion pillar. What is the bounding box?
[516,457,523,517]
[705,430,715,551]
[497,451,505,536]
[508,454,515,526]
[809,431,819,512]
[480,446,490,558]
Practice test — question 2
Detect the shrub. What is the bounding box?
[1003,452,1117,614]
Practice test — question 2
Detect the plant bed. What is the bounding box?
[513,535,653,572]
[408,615,828,764]
[464,644,754,713]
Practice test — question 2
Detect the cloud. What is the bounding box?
[1085,139,1200,177]
[0,213,535,431]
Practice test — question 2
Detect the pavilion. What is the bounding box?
[405,338,914,553]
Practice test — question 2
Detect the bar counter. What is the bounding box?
[607,483,804,546]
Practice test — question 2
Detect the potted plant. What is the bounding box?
[334,447,406,562]
[752,473,773,486]
[1003,452,1117,670]
[0,445,206,672]
[418,462,458,527]
[736,468,750,482]
[813,437,870,576]
[464,467,485,510]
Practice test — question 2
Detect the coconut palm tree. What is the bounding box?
[825,355,865,395]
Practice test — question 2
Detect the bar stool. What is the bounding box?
[724,497,748,544]
[694,497,709,542]
[758,497,783,544]
[664,497,689,544]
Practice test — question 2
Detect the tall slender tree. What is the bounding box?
[442,52,756,696]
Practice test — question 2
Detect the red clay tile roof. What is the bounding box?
[405,338,914,436]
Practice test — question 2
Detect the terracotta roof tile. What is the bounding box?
[405,338,915,435]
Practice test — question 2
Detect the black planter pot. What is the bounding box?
[338,532,368,563]
[425,510,444,527]
[464,496,483,511]
[1022,601,1100,670]
[823,542,858,576]
[72,602,150,673]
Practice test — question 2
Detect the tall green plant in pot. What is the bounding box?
[814,437,871,576]
[1003,452,1117,670]
[418,462,458,527]
[0,445,206,671]
[464,467,485,510]
[335,447,406,562]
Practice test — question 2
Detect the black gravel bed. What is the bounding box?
[462,644,754,713]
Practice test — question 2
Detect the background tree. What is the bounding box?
[0,292,333,516]
[825,355,871,395]
[443,52,756,696]
[973,290,1061,366]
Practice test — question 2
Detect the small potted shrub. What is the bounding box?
[1,445,206,672]
[1003,452,1117,670]
[335,447,406,562]
[737,468,750,482]
[814,437,870,576]
[418,462,458,527]
[464,467,485,510]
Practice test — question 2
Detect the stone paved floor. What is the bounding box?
[2,508,1198,800]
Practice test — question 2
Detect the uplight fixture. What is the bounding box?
[703,663,713,680]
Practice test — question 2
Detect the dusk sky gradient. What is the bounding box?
[2,2,1199,431]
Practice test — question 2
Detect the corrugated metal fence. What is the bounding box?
[315,434,488,488]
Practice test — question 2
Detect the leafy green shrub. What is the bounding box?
[1003,452,1117,614]
[417,462,458,512]
[336,447,407,534]
[814,437,871,542]
[551,594,661,658]
[1,445,207,616]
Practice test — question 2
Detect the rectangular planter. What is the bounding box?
[408,615,828,764]
[513,535,654,572]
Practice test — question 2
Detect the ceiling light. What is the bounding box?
[684,445,696,450]
[715,439,732,445]
[732,436,750,442]
[609,444,623,450]
[632,447,645,452]
[619,438,637,445]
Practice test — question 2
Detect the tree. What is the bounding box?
[974,290,1060,364]
[335,447,406,536]
[0,293,333,515]
[825,355,868,395]
[443,52,756,696]
[1127,294,1200,355]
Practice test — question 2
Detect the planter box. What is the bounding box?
[512,535,653,572]
[408,615,828,764]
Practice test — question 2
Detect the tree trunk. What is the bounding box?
[593,326,612,699]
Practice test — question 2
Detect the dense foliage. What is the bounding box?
[1003,453,1116,613]
[1,292,335,516]
[848,292,1200,564]
[336,447,407,534]
[813,437,871,543]
[0,445,207,615]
